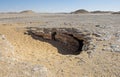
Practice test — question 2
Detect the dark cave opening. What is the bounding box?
[51,32,56,40]
[27,30,85,55]
[77,39,84,54]
[65,34,84,55]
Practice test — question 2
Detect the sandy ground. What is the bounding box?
[0,23,89,77]
[0,13,120,77]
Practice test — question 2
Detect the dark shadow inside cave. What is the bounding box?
[76,39,84,54]
[51,32,56,41]
[26,31,84,55]
[62,33,84,55]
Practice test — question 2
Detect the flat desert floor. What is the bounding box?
[0,13,120,77]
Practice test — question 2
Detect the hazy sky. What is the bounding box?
[0,0,120,12]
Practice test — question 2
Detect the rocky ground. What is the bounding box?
[0,13,120,77]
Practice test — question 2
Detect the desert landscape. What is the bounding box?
[0,10,120,77]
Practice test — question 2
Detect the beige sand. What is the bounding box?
[0,14,120,77]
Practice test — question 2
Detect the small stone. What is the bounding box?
[95,25,105,29]
[110,44,120,52]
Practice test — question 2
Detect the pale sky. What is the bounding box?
[0,0,120,12]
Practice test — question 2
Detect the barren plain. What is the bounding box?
[0,13,120,77]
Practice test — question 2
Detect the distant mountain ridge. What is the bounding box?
[20,10,35,14]
[71,9,120,14]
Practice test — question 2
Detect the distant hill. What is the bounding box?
[112,11,120,14]
[20,10,35,14]
[91,11,112,13]
[0,12,18,14]
[71,9,89,14]
[71,9,117,14]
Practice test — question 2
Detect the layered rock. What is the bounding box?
[26,27,94,55]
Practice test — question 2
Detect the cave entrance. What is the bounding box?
[51,32,56,40]
[51,33,84,55]
[66,34,84,55]
[76,39,84,54]
[27,29,85,55]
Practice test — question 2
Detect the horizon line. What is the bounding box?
[0,9,120,13]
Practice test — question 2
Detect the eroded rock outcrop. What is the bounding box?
[26,27,94,55]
